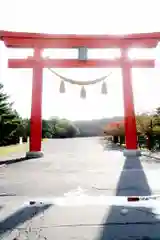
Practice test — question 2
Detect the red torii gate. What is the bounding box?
[0,30,159,158]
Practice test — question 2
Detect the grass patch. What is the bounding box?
[42,138,48,141]
[0,139,48,157]
[0,143,29,157]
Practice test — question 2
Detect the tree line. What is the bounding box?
[0,83,80,146]
[2,80,160,150]
[0,82,112,146]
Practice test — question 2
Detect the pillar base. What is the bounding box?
[123,149,141,157]
[26,151,44,159]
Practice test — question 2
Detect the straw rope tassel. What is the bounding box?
[59,80,65,93]
[80,86,86,99]
[101,81,107,94]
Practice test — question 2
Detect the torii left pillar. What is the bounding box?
[26,48,44,159]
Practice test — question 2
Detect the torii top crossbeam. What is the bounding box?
[1,30,160,69]
[0,30,160,48]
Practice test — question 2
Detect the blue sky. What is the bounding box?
[0,0,160,120]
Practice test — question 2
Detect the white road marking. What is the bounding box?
[2,187,160,209]
[22,194,160,209]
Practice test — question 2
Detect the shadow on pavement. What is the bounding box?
[98,155,160,239]
[0,204,52,236]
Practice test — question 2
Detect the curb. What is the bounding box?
[0,157,28,165]
[142,153,160,161]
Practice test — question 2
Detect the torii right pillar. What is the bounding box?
[121,48,141,157]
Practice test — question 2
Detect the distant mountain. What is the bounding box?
[74,116,124,136]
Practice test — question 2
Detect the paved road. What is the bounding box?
[1,137,160,239]
[0,137,125,197]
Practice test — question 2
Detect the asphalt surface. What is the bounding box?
[1,137,160,239]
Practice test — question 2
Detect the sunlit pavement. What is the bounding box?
[1,137,160,239]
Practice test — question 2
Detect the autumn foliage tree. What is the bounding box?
[104,121,125,144]
[103,108,160,150]
[104,121,124,136]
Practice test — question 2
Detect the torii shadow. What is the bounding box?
[0,204,52,237]
[98,155,160,240]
